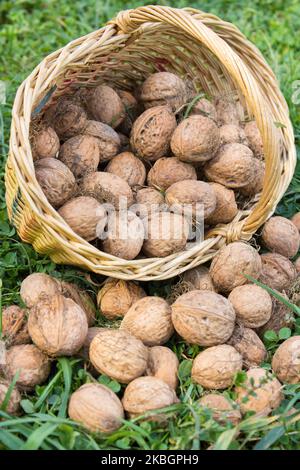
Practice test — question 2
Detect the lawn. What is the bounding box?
[0,0,300,451]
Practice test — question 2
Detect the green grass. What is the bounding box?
[1,0,300,451]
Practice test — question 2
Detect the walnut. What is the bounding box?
[106,152,146,187]
[291,213,300,233]
[219,124,248,146]
[199,393,241,425]
[58,135,100,178]
[262,216,300,258]
[206,183,238,225]
[60,281,96,326]
[190,98,217,121]
[146,346,179,390]
[134,187,165,220]
[165,180,216,219]
[244,121,264,158]
[228,285,272,328]
[140,72,187,111]
[86,85,125,128]
[257,293,294,336]
[182,266,216,292]
[20,273,61,308]
[259,252,297,292]
[117,89,143,135]
[147,157,197,191]
[272,336,300,383]
[33,126,60,159]
[2,305,30,346]
[49,99,87,139]
[227,324,267,368]
[84,120,121,162]
[240,159,265,196]
[214,96,240,126]
[0,379,21,415]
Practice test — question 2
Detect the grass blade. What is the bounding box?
[21,423,58,450]
[58,358,72,418]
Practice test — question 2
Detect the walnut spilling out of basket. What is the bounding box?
[31,72,267,260]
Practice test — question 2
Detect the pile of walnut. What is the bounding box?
[1,211,300,432]
[31,72,267,259]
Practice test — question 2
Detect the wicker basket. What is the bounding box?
[5,6,296,281]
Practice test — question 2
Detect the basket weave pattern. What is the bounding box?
[5,6,296,280]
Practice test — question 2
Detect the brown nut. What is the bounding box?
[0,378,22,415]
[84,120,121,162]
[130,106,177,161]
[97,278,146,320]
[215,96,240,126]
[190,98,217,121]
[166,180,216,219]
[171,115,220,163]
[146,346,179,390]
[20,273,61,308]
[192,345,242,389]
[199,393,241,425]
[2,305,30,347]
[89,328,149,383]
[58,196,107,241]
[257,292,294,337]
[117,90,142,135]
[182,266,216,292]
[227,324,267,368]
[86,85,125,128]
[206,183,238,225]
[106,152,146,187]
[295,257,300,273]
[134,187,165,219]
[291,213,300,233]
[171,290,235,346]
[121,296,174,346]
[259,252,297,292]
[262,216,300,259]
[272,336,300,383]
[147,157,197,191]
[219,124,248,146]
[33,126,60,159]
[210,242,262,293]
[78,326,102,361]
[59,135,100,178]
[50,100,87,139]
[140,72,187,111]
[35,158,76,208]
[60,281,96,326]
[28,294,88,356]
[240,159,265,197]
[235,367,282,417]
[4,344,51,391]
[68,383,124,433]
[228,285,272,328]
[244,121,264,158]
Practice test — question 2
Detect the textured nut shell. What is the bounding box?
[141,72,187,111]
[34,126,60,159]
[20,273,61,308]
[244,121,264,158]
[122,376,178,416]
[206,183,238,225]
[86,85,125,128]
[259,252,296,292]
[4,344,50,391]
[172,290,235,346]
[102,211,144,260]
[0,379,21,415]
[227,324,267,368]
[84,120,120,161]
[240,159,265,196]
[61,281,96,326]
[58,196,107,241]
[257,293,294,336]
[28,294,88,356]
[146,346,179,390]
[210,242,262,293]
[130,106,177,161]
[291,213,300,232]
[121,296,174,346]
[295,257,300,273]
[134,187,165,219]
[166,180,216,219]
[262,216,300,258]
[51,100,87,139]
[171,115,220,163]
[80,172,134,208]
[228,285,272,328]
[97,278,146,320]
[35,158,76,208]
[68,383,124,433]
[235,368,282,417]
[219,124,248,146]
[147,157,197,191]
[192,345,242,389]
[204,143,255,188]
[182,266,216,292]
[59,135,100,178]
[143,211,189,258]
[215,97,240,126]
[79,327,102,360]
[272,336,300,383]
[199,393,241,425]
[117,90,141,135]
[190,98,217,121]
[89,328,148,383]
[2,305,30,346]
[106,152,146,187]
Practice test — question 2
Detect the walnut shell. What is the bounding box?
[140,72,187,111]
[146,346,179,390]
[295,257,300,273]
[86,85,125,128]
[130,106,177,161]
[206,183,238,225]
[90,328,149,383]
[142,211,189,258]
[262,216,300,259]
[272,336,300,383]
[291,213,300,233]
[227,324,267,368]
[215,97,240,126]
[60,281,96,326]
[259,252,297,292]
[171,115,220,163]
[166,180,216,219]
[28,294,88,356]
[35,158,76,208]
[2,305,30,347]
[59,135,100,178]
[239,159,265,196]
[199,393,241,425]
[0,378,21,415]
[172,290,235,346]
[50,100,87,139]
[235,367,282,417]
[121,296,174,346]
[80,171,134,209]
[79,326,101,361]
[122,376,178,419]
[134,187,165,219]
[106,152,146,187]
[210,242,262,293]
[147,157,197,191]
[244,121,264,158]
[4,344,51,391]
[190,98,217,121]
[228,285,272,328]
[84,120,121,161]
[20,273,61,308]
[204,143,255,189]
[182,266,216,292]
[102,210,144,260]
[68,383,124,433]
[192,345,242,389]
[257,293,294,337]
[58,196,107,241]
[219,124,248,146]
[34,126,60,159]
[97,278,146,320]
[117,90,142,135]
